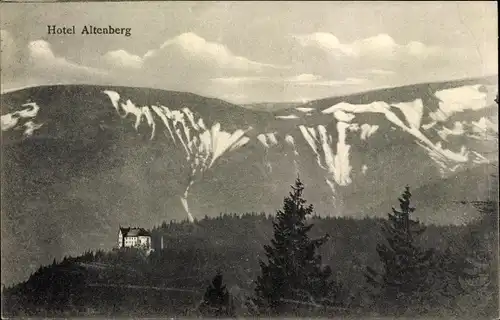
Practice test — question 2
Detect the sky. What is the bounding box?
[0,1,497,103]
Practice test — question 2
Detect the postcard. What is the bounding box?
[1,1,498,318]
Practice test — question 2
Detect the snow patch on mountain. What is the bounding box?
[360,124,379,140]
[103,90,251,222]
[299,125,326,170]
[333,110,355,122]
[257,134,270,148]
[22,121,44,137]
[285,134,300,174]
[208,124,250,167]
[298,123,353,187]
[333,122,353,186]
[319,97,492,175]
[296,107,315,113]
[257,133,278,173]
[1,102,43,137]
[317,125,337,179]
[471,151,489,165]
[266,133,278,146]
[422,121,437,130]
[276,114,299,119]
[390,99,423,128]
[285,135,299,156]
[416,141,469,175]
[180,180,195,222]
[433,117,497,142]
[257,132,278,149]
[104,90,250,168]
[182,107,199,131]
[471,117,497,134]
[325,178,337,205]
[171,110,192,148]
[361,164,368,175]
[437,121,464,141]
[322,101,389,115]
[347,123,360,133]
[468,117,498,141]
[151,106,176,143]
[431,85,489,122]
[106,93,157,140]
[1,82,495,224]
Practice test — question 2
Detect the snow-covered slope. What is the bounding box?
[1,78,497,285]
[2,80,497,222]
[94,82,497,215]
[102,90,251,222]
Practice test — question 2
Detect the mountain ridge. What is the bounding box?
[3,74,496,108]
[285,74,498,111]
[1,76,498,286]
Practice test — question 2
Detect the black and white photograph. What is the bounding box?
[0,1,498,318]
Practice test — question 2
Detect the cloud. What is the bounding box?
[286,73,323,82]
[105,32,286,73]
[3,32,287,98]
[149,32,286,70]
[2,35,109,88]
[293,32,356,57]
[210,73,367,87]
[290,31,491,91]
[292,76,367,87]
[293,32,443,60]
[210,76,264,85]
[103,50,143,69]
[28,40,107,78]
[362,69,396,75]
[206,73,370,103]
[3,27,495,104]
[97,32,289,91]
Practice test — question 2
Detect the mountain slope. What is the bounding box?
[1,78,498,285]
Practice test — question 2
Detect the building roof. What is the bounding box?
[119,227,151,237]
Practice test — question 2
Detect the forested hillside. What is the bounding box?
[2,188,497,318]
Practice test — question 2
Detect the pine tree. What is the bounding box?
[365,186,435,315]
[427,246,478,315]
[199,271,235,318]
[253,178,341,316]
[456,200,499,317]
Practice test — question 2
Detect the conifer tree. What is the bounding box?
[253,178,341,316]
[365,186,435,315]
[427,246,479,315]
[456,200,499,317]
[199,271,235,318]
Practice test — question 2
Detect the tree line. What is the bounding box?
[201,179,497,318]
[2,178,498,318]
